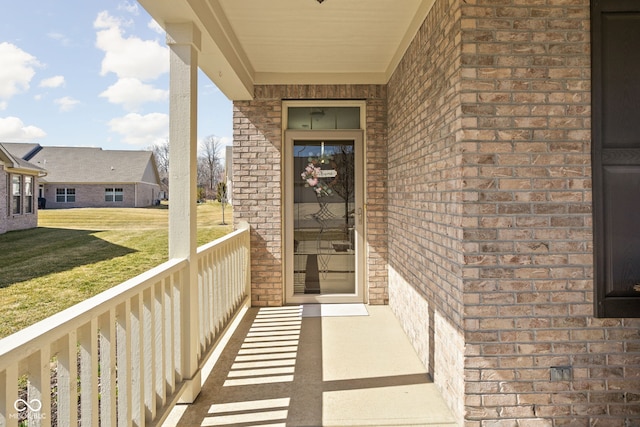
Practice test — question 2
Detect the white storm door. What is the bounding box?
[284,130,365,304]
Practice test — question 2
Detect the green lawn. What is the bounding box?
[0,202,233,338]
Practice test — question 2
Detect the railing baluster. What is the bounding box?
[245,229,252,297]
[99,310,117,426]
[27,348,50,427]
[142,287,155,422]
[227,244,232,315]
[172,271,182,384]
[154,281,166,409]
[232,241,239,305]
[206,252,216,342]
[220,247,225,324]
[1,366,18,427]
[79,320,99,426]
[198,259,206,350]
[130,294,144,426]
[116,300,132,427]
[56,331,77,427]
[232,242,238,307]
[212,247,218,334]
[221,245,228,323]
[164,278,175,395]
[206,256,212,344]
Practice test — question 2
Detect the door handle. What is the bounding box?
[357,207,363,225]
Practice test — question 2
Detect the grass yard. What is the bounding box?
[0,202,233,338]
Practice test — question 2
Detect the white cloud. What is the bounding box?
[107,112,168,146]
[94,10,124,30]
[0,116,46,140]
[148,20,164,34]
[99,78,168,111]
[47,32,71,46]
[0,42,41,101]
[94,11,169,81]
[39,75,65,88]
[117,1,140,15]
[54,96,80,112]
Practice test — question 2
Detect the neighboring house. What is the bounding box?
[143,1,640,425]
[3,143,161,209]
[0,143,46,235]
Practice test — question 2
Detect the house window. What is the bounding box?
[25,176,33,214]
[592,0,640,317]
[105,188,123,202]
[12,175,21,215]
[56,188,75,203]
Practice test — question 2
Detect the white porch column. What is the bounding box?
[166,22,202,403]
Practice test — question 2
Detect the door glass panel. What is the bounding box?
[293,140,355,295]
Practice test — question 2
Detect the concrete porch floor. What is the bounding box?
[164,304,458,427]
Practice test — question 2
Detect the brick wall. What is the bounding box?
[364,95,389,304]
[137,182,161,207]
[233,97,284,306]
[233,85,388,306]
[42,183,157,209]
[387,0,466,421]
[0,165,7,234]
[0,170,39,234]
[388,0,640,425]
[460,0,639,425]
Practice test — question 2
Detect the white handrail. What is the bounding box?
[0,222,251,427]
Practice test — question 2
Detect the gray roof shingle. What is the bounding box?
[2,143,159,184]
[0,143,46,174]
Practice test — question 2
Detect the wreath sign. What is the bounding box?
[301,161,337,197]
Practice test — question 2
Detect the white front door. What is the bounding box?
[284,130,365,304]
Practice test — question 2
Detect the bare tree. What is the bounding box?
[198,135,224,200]
[149,139,170,197]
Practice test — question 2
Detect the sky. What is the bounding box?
[0,0,233,151]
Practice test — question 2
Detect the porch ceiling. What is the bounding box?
[137,0,435,100]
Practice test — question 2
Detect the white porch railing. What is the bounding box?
[0,222,251,427]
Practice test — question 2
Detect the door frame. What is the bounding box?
[283,129,366,304]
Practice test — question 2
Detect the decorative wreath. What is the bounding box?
[301,159,334,197]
